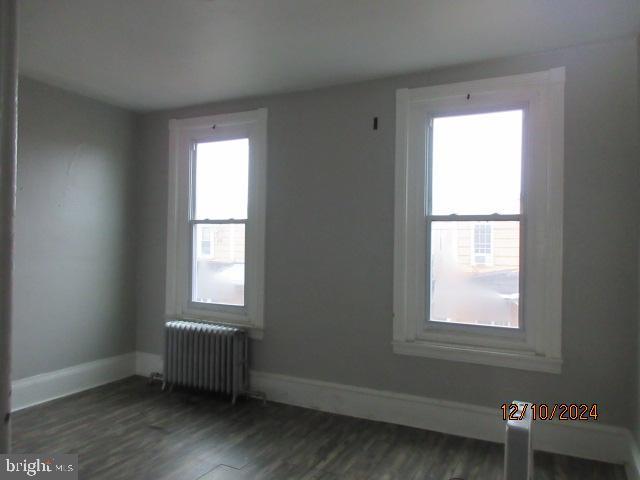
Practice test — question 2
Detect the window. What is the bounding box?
[192,139,248,306]
[166,109,267,335]
[393,69,564,372]
[200,226,213,257]
[429,110,521,330]
[472,223,493,265]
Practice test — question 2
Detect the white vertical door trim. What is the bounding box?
[0,0,18,454]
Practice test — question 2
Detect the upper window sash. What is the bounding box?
[189,137,250,223]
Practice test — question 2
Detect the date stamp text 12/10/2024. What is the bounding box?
[501,403,598,421]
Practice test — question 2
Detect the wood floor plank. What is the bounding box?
[11,376,627,480]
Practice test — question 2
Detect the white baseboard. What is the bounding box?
[12,353,135,412]
[250,370,630,466]
[14,350,640,476]
[251,369,503,443]
[134,352,634,468]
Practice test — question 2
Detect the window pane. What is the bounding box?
[193,224,245,306]
[194,138,249,220]
[431,110,522,215]
[429,221,519,328]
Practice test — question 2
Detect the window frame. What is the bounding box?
[393,69,564,373]
[425,108,524,337]
[166,109,267,337]
[188,138,248,310]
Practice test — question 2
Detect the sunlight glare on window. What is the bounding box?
[431,110,522,215]
[194,139,249,220]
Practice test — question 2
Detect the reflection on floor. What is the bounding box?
[12,376,627,480]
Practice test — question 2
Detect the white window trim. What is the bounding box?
[166,109,267,338]
[393,69,564,373]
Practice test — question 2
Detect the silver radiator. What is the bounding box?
[163,320,248,403]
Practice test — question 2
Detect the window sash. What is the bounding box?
[189,219,248,224]
[425,110,524,213]
[187,137,250,311]
[424,215,524,335]
[189,138,249,223]
[427,214,520,222]
[189,219,247,312]
[423,105,525,334]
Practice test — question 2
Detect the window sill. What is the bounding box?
[392,340,561,373]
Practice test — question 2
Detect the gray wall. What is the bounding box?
[135,37,639,427]
[12,77,136,379]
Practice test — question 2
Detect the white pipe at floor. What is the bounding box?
[0,0,18,454]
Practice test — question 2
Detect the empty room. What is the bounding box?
[0,1,639,479]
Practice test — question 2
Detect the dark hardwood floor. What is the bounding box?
[12,376,626,480]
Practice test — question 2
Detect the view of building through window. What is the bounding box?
[430,221,520,327]
[192,139,248,306]
[428,110,522,328]
[200,226,213,256]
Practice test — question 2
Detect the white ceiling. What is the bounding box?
[19,0,640,111]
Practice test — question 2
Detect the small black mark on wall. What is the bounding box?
[373,117,378,130]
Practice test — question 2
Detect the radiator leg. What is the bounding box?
[243,390,267,405]
[148,372,163,385]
